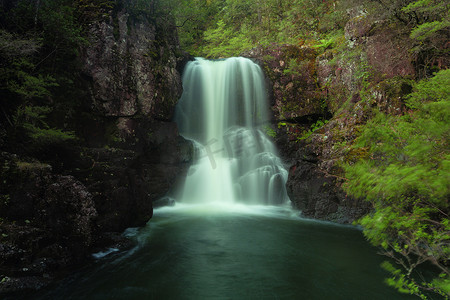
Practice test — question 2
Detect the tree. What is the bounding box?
[343,69,450,299]
[0,0,88,151]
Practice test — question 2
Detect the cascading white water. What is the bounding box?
[174,57,289,205]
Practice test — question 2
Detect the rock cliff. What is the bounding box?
[0,0,191,295]
[244,10,419,223]
[78,1,192,233]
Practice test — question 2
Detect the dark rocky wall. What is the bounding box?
[82,5,184,121]
[0,155,98,294]
[78,2,192,233]
[0,1,191,296]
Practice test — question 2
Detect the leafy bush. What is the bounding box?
[15,105,76,147]
[297,119,329,141]
[410,20,450,41]
[343,69,450,299]
[163,0,346,58]
[313,30,345,52]
[0,0,94,152]
[202,20,255,57]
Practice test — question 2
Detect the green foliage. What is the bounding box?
[282,59,311,77]
[26,127,76,146]
[164,0,345,58]
[0,30,40,57]
[406,69,450,110]
[14,105,76,146]
[401,0,449,25]
[410,20,450,41]
[158,0,224,56]
[298,119,329,141]
[432,275,450,297]
[353,0,449,75]
[343,69,450,299]
[313,30,345,52]
[0,0,98,153]
[263,125,276,138]
[381,261,427,298]
[8,71,58,100]
[402,0,449,76]
[40,1,87,51]
[0,35,58,116]
[76,0,115,23]
[202,20,254,57]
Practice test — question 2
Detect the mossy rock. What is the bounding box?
[371,76,413,115]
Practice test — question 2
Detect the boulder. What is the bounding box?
[0,158,97,295]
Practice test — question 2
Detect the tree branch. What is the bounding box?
[176,17,194,28]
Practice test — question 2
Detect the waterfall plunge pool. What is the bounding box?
[28,204,414,300]
[24,57,414,299]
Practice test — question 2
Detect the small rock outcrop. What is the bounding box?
[317,11,415,115]
[244,44,326,121]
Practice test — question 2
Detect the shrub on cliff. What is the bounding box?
[0,0,84,152]
[0,0,120,155]
[343,69,450,299]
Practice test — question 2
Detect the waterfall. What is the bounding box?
[174,57,289,205]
